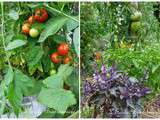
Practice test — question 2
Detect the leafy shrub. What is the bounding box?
[107,43,160,92]
[83,63,151,118]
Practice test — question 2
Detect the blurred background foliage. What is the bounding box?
[81,2,160,117]
[81,2,160,75]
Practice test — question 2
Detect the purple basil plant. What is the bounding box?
[83,63,151,118]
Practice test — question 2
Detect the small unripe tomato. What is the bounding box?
[22,23,30,35]
[131,12,142,21]
[57,43,69,56]
[28,15,35,24]
[29,28,39,38]
[50,52,61,64]
[49,69,56,75]
[131,21,141,32]
[64,56,71,64]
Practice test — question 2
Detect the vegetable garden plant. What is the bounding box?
[81,2,160,118]
[0,2,79,118]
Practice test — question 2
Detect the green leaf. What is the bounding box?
[8,10,19,20]
[67,20,79,31]
[65,70,79,99]
[43,64,73,89]
[42,49,51,73]
[0,68,14,115]
[24,80,43,96]
[73,27,80,56]
[57,64,73,80]
[28,62,43,75]
[52,35,66,43]
[8,69,34,116]
[152,65,160,73]
[43,74,63,89]
[4,67,14,87]
[38,87,76,114]
[8,83,23,116]
[26,46,44,69]
[5,40,27,51]
[132,60,139,69]
[38,16,68,42]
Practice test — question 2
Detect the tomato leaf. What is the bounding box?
[43,74,63,89]
[4,67,14,87]
[67,19,79,31]
[0,67,14,115]
[73,27,80,56]
[5,40,27,51]
[8,10,19,20]
[57,64,73,80]
[38,16,68,42]
[8,69,34,116]
[65,70,79,99]
[25,46,44,70]
[38,87,76,114]
[43,64,73,89]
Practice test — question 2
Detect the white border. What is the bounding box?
[78,0,81,119]
[1,0,160,2]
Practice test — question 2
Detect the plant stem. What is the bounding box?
[1,2,11,67]
[45,4,79,23]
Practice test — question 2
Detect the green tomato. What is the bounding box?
[29,28,39,38]
[131,21,141,33]
[131,12,142,21]
[50,69,56,75]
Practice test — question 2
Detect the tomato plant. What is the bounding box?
[0,2,79,118]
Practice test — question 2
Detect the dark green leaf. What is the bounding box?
[26,46,44,69]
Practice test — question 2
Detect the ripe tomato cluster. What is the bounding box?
[50,43,71,64]
[22,8,48,38]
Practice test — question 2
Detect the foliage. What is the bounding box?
[107,43,160,92]
[0,2,79,118]
[83,63,151,118]
[80,2,160,74]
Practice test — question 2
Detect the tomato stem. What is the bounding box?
[1,2,11,67]
[45,4,79,23]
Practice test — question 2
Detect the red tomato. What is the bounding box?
[50,52,61,64]
[95,52,101,60]
[28,15,35,24]
[34,8,48,23]
[57,43,69,56]
[22,23,30,35]
[64,56,71,64]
